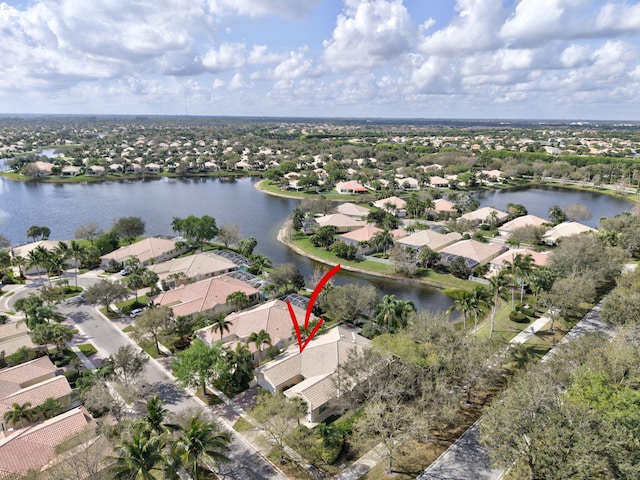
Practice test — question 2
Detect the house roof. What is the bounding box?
[499,214,548,233]
[429,176,449,186]
[334,202,370,218]
[335,180,368,192]
[439,239,506,266]
[10,241,62,259]
[0,407,92,478]
[257,325,370,391]
[149,252,237,281]
[153,274,259,317]
[100,237,178,264]
[372,196,407,210]
[0,357,56,399]
[0,376,72,420]
[490,248,551,268]
[284,373,335,411]
[542,222,596,242]
[432,198,456,213]
[398,230,462,251]
[197,299,311,351]
[337,225,382,243]
[315,214,366,229]
[459,207,509,223]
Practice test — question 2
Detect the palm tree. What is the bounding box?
[4,401,34,428]
[371,229,394,255]
[11,255,27,279]
[139,395,181,436]
[27,247,45,280]
[418,247,440,269]
[488,272,510,339]
[229,343,254,390]
[226,291,251,312]
[469,285,490,334]
[209,312,231,341]
[69,241,84,289]
[374,295,415,332]
[171,216,184,236]
[248,253,272,275]
[111,432,169,480]
[446,289,475,332]
[507,253,535,305]
[176,416,231,480]
[246,329,272,364]
[36,397,61,420]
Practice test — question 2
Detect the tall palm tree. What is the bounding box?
[374,294,415,332]
[510,253,535,304]
[488,272,510,339]
[4,402,34,428]
[69,241,84,289]
[11,255,27,279]
[248,253,272,275]
[111,432,170,480]
[230,343,254,390]
[371,229,394,254]
[209,312,231,342]
[246,329,272,365]
[469,285,490,334]
[176,416,231,480]
[446,289,475,332]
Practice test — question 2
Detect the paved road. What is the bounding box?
[6,274,286,480]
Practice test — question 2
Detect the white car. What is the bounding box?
[130,308,145,318]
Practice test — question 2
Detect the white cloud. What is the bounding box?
[228,72,251,89]
[560,44,592,68]
[323,0,414,71]
[248,45,287,65]
[419,0,507,55]
[211,0,322,19]
[202,43,246,72]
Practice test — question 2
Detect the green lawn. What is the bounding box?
[76,343,98,357]
[233,416,253,432]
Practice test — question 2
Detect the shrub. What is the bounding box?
[64,369,80,387]
[509,310,529,323]
[173,336,191,351]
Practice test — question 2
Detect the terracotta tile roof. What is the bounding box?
[100,237,178,264]
[373,196,406,210]
[0,407,91,477]
[149,251,237,281]
[338,225,382,243]
[154,275,259,317]
[432,198,456,213]
[334,202,370,218]
[398,230,462,251]
[197,300,310,351]
[459,207,509,223]
[0,376,72,420]
[315,214,366,229]
[0,357,56,398]
[439,239,506,265]
[542,222,596,243]
[499,215,548,233]
[490,248,550,268]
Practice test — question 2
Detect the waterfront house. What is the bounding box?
[397,229,462,252]
[428,176,450,188]
[489,248,551,274]
[60,165,81,177]
[334,202,370,219]
[335,180,368,194]
[99,237,186,268]
[315,214,366,233]
[150,251,238,287]
[459,207,509,226]
[255,325,370,424]
[438,239,506,269]
[542,221,596,245]
[431,198,457,216]
[152,274,259,319]
[498,214,548,236]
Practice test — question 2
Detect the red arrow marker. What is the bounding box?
[287,264,341,354]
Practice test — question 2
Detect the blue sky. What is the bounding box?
[1,0,639,119]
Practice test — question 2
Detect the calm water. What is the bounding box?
[0,176,454,312]
[475,186,634,227]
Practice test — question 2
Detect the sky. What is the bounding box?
[1,0,640,120]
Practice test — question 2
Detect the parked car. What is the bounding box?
[120,268,132,276]
[130,308,145,318]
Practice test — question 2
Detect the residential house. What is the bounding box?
[398,177,420,190]
[60,166,81,177]
[489,248,551,274]
[372,196,407,216]
[11,240,78,275]
[145,163,161,174]
[336,225,405,255]
[315,214,366,233]
[100,237,186,268]
[334,202,369,219]
[335,180,368,194]
[150,252,238,287]
[87,165,105,176]
[438,239,507,269]
[397,230,462,252]
[196,299,313,364]
[256,325,370,423]
[32,161,54,176]
[542,222,596,245]
[0,407,93,478]
[498,215,548,237]
[152,274,259,319]
[459,207,509,226]
[428,176,450,188]
[431,198,457,217]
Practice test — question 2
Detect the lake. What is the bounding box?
[0,177,635,313]
[0,176,456,312]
